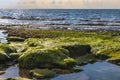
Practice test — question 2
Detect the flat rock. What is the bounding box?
[0,71,5,75]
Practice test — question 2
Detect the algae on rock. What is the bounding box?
[30,69,56,79]
[18,48,76,69]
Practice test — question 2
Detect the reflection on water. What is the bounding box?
[0,61,120,79]
[0,30,7,43]
[52,61,120,80]
[0,65,19,78]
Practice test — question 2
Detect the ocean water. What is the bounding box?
[0,9,120,30]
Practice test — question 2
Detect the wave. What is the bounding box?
[80,18,120,23]
[0,16,65,21]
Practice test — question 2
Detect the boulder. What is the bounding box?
[62,44,91,58]
[18,48,76,69]
[0,51,9,61]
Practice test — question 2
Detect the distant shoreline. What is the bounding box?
[0,25,120,32]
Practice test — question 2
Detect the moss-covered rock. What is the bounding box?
[72,67,83,72]
[9,53,19,60]
[51,68,71,74]
[7,37,25,42]
[30,69,56,79]
[0,44,17,54]
[9,43,27,53]
[25,38,44,47]
[3,78,32,80]
[62,44,91,58]
[76,54,97,65]
[18,48,76,69]
[57,58,77,69]
[0,52,9,61]
[0,43,17,61]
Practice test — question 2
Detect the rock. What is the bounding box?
[49,18,65,21]
[0,43,17,54]
[57,58,77,69]
[18,48,76,69]
[78,62,88,66]
[30,69,56,79]
[6,61,15,66]
[0,71,5,75]
[72,67,83,72]
[0,16,15,19]
[0,52,9,61]
[107,59,120,65]
[7,37,25,42]
[52,68,71,74]
[88,59,97,64]
[5,78,32,80]
[9,53,19,60]
[0,43,17,61]
[17,16,39,20]
[25,38,43,47]
[62,44,91,58]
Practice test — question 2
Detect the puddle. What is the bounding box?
[0,30,7,43]
[0,61,120,80]
[52,61,120,80]
[0,65,19,79]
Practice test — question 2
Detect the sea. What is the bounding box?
[0,9,120,30]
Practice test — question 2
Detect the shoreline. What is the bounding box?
[0,25,120,32]
[0,25,120,80]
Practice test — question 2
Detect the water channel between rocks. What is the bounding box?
[52,61,120,80]
[0,30,7,43]
[0,61,120,80]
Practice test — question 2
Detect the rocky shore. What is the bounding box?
[0,27,120,80]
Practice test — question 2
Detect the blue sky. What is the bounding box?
[0,0,120,9]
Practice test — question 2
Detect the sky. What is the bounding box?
[0,0,120,9]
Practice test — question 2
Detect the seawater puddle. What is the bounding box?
[0,65,19,79]
[52,61,120,80]
[0,30,7,43]
[0,61,120,79]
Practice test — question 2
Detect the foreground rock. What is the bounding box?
[0,71,5,75]
[30,69,56,79]
[0,44,17,61]
[62,44,91,58]
[2,78,32,80]
[18,48,77,69]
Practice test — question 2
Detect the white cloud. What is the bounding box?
[0,0,120,9]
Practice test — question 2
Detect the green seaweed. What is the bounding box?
[18,48,76,69]
[30,69,56,79]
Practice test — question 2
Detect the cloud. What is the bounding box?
[0,0,120,9]
[0,0,18,8]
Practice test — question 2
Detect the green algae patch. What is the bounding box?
[18,48,76,69]
[30,69,56,79]
[57,58,77,69]
[25,38,44,48]
[0,44,17,54]
[72,66,83,72]
[76,54,97,65]
[0,43,17,61]
[5,29,120,65]
[9,42,28,53]
[0,51,9,61]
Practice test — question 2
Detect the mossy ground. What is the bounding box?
[1,29,120,65]
[0,28,120,79]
